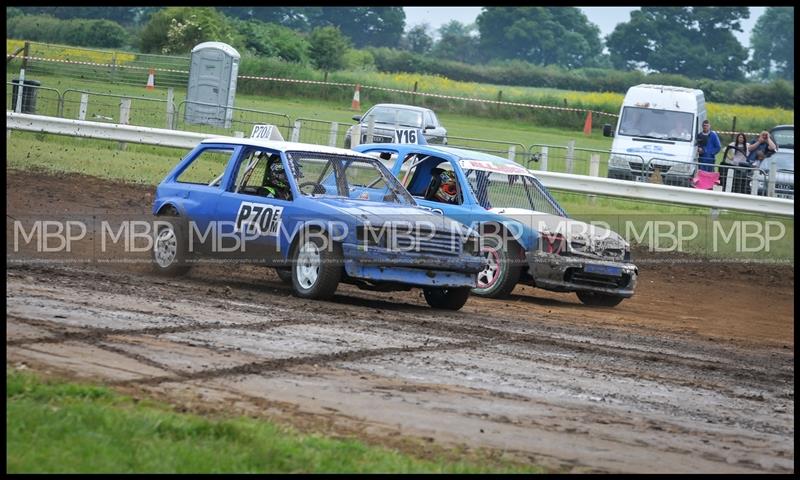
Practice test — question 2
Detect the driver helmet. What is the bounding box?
[434,170,458,203]
[267,157,289,188]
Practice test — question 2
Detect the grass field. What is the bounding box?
[7,368,540,473]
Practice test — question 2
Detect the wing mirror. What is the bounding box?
[424,124,436,130]
[352,115,362,122]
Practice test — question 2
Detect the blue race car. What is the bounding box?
[353,142,638,307]
[151,137,485,310]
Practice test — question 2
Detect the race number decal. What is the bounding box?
[235,202,283,236]
[394,129,418,144]
[250,124,284,141]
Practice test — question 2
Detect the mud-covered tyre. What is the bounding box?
[423,287,470,310]
[291,233,342,300]
[472,237,522,299]
[343,135,352,149]
[152,207,191,277]
[576,291,624,307]
[274,267,293,284]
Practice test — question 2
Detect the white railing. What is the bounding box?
[6,112,794,218]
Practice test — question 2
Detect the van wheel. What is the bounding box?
[576,291,624,307]
[423,287,470,310]
[152,207,190,277]
[291,233,342,300]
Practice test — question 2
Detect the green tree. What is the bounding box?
[7,14,128,48]
[139,7,239,55]
[606,7,750,80]
[231,19,310,63]
[305,7,405,48]
[308,26,351,72]
[401,23,433,54]
[749,7,794,80]
[430,21,481,64]
[476,7,603,69]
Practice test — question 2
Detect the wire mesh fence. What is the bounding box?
[6,81,61,117]
[175,100,293,139]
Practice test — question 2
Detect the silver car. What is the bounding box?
[344,103,447,148]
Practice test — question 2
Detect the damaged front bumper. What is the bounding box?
[342,243,486,288]
[528,251,638,297]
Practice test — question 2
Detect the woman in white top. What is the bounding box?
[719,133,749,192]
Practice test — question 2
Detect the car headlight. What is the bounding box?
[668,162,694,174]
[609,155,629,168]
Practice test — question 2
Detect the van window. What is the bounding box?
[618,107,693,142]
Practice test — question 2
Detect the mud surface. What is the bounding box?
[6,170,795,473]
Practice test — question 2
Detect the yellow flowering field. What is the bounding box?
[7,39,136,66]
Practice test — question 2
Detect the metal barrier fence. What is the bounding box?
[61,89,173,129]
[16,42,190,88]
[6,81,61,117]
[289,118,349,148]
[528,143,619,177]
[446,136,529,163]
[175,100,292,139]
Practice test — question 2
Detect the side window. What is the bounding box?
[428,111,439,127]
[424,112,435,127]
[231,148,292,200]
[176,148,234,186]
[402,156,461,205]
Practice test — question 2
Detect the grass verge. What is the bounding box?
[6,367,542,473]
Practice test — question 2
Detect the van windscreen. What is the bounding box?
[618,107,694,142]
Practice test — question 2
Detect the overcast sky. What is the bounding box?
[403,7,767,49]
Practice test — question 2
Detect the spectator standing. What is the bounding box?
[746,130,778,166]
[719,133,749,192]
[695,120,721,172]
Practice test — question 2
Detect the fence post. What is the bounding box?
[731,116,736,142]
[78,93,88,120]
[328,121,339,147]
[166,88,175,129]
[351,124,361,148]
[14,68,25,114]
[540,146,549,171]
[725,167,734,192]
[767,166,777,197]
[750,171,760,195]
[412,81,418,105]
[290,120,301,142]
[22,42,29,71]
[110,53,117,84]
[507,145,516,162]
[497,90,502,115]
[118,98,131,151]
[589,153,600,177]
[566,140,575,174]
[366,115,375,144]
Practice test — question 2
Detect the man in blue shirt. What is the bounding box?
[695,120,721,172]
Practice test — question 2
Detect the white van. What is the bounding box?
[604,84,706,187]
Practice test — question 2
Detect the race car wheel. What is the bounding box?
[274,267,293,284]
[471,238,522,299]
[291,233,342,300]
[423,287,470,310]
[576,291,624,307]
[152,207,190,277]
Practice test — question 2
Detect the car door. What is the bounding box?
[214,147,292,263]
[169,144,240,255]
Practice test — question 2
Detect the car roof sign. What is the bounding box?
[250,124,285,141]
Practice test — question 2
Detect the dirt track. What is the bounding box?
[6,170,795,473]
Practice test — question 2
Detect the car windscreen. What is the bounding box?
[764,152,794,172]
[463,169,566,217]
[363,107,423,128]
[618,107,694,142]
[771,128,794,150]
[286,151,416,205]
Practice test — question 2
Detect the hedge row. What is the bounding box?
[366,48,794,110]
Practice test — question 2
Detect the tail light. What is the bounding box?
[542,233,567,255]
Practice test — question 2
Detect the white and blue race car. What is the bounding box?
[354,141,638,307]
[151,137,485,310]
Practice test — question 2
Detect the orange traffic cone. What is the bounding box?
[146,68,155,90]
[583,111,592,136]
[351,84,360,110]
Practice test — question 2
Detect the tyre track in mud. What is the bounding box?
[6,170,795,473]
